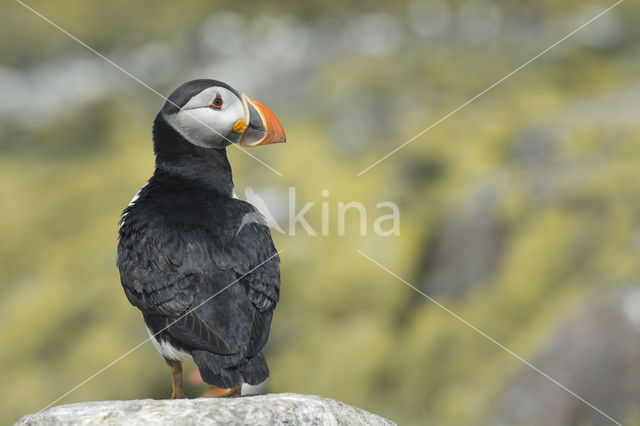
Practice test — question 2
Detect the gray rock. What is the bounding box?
[488,286,640,426]
[16,393,395,426]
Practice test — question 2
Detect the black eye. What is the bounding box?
[209,95,223,109]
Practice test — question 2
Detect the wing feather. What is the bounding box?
[117,196,279,357]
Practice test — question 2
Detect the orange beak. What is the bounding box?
[239,94,286,147]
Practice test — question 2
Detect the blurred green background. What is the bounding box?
[2,0,640,424]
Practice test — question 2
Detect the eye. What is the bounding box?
[209,94,223,109]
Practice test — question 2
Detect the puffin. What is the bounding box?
[116,79,284,398]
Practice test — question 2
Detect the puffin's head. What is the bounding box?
[161,79,285,149]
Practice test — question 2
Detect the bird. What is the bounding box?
[116,79,285,399]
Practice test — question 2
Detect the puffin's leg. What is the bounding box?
[168,361,185,399]
[201,385,241,398]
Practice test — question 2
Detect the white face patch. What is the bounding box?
[163,86,246,149]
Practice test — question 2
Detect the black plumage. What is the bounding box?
[117,80,282,394]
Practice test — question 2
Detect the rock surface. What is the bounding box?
[16,393,395,426]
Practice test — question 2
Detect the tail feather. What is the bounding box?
[191,350,269,388]
[191,350,243,389]
[240,352,269,385]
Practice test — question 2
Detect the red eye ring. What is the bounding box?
[209,95,223,109]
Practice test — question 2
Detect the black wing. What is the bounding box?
[117,196,280,357]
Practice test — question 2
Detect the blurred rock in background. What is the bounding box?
[489,285,640,426]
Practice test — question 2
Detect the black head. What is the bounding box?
[158,79,286,150]
[161,79,240,115]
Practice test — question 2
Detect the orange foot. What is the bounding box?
[201,385,241,398]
